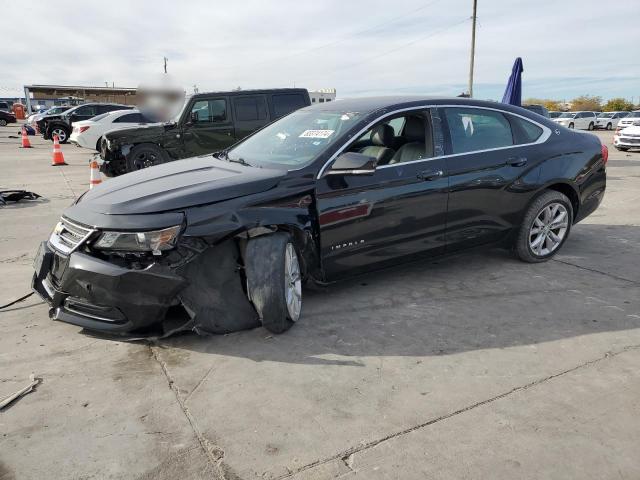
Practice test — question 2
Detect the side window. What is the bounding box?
[74,105,97,116]
[233,96,267,122]
[444,108,514,154]
[387,117,405,135]
[189,99,227,123]
[272,94,306,117]
[509,115,543,144]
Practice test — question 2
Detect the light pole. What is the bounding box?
[468,0,478,97]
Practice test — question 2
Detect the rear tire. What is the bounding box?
[515,190,573,263]
[126,143,169,172]
[245,233,302,334]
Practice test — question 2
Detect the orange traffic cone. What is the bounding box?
[89,159,102,189]
[51,135,67,166]
[20,126,32,148]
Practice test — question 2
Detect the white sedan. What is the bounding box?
[69,109,154,150]
[613,124,640,152]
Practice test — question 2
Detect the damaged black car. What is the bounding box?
[32,96,607,336]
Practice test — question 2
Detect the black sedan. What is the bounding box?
[32,96,607,336]
[0,110,17,126]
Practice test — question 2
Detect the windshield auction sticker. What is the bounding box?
[299,129,335,139]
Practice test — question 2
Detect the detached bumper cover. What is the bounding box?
[32,242,187,333]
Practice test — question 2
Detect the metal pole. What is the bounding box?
[468,0,478,97]
[24,86,32,114]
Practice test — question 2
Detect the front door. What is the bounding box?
[182,97,235,157]
[315,110,449,280]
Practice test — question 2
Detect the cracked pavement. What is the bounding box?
[1,126,639,479]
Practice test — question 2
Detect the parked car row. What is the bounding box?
[613,111,640,151]
[27,106,71,127]
[70,110,156,151]
[36,102,134,143]
[550,111,631,130]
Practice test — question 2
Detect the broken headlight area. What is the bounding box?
[93,225,181,254]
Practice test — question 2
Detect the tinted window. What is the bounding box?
[510,115,543,144]
[444,108,513,154]
[272,94,306,117]
[74,105,97,116]
[190,99,227,123]
[233,96,267,122]
[113,113,146,123]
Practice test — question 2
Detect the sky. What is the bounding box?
[1,0,639,102]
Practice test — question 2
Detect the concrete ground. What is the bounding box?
[1,122,639,480]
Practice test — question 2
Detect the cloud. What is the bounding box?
[1,0,639,101]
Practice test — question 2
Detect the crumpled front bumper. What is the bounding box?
[32,242,187,333]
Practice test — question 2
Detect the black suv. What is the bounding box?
[38,103,133,143]
[99,88,311,176]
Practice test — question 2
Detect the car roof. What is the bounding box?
[191,88,308,99]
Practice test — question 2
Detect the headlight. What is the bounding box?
[93,225,181,254]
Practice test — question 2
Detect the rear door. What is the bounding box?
[231,95,269,140]
[182,97,235,156]
[441,106,547,251]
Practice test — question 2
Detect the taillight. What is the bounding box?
[79,126,90,133]
[601,143,608,164]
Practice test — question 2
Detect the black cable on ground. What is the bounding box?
[0,292,35,310]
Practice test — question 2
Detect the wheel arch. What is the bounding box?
[536,181,580,222]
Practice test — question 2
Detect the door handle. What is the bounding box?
[506,156,528,167]
[417,170,443,181]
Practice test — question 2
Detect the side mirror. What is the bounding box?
[189,111,198,124]
[326,152,377,176]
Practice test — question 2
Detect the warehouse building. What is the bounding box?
[23,84,138,114]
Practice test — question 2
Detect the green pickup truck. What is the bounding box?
[99,88,311,176]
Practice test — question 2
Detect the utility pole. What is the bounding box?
[468,0,478,97]
[163,57,168,74]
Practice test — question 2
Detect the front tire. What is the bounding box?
[49,126,69,143]
[0,119,7,126]
[126,143,169,172]
[515,190,573,263]
[606,123,612,130]
[245,233,302,334]
[588,122,594,131]
[568,123,574,129]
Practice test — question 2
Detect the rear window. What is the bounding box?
[272,94,307,118]
[233,96,267,122]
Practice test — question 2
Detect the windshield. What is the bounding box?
[225,109,363,169]
[558,112,575,118]
[598,112,614,118]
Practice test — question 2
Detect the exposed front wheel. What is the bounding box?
[568,123,574,129]
[50,126,69,143]
[515,190,573,263]
[245,233,302,334]
[0,119,7,127]
[588,122,594,131]
[126,144,169,172]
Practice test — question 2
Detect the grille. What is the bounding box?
[49,217,94,254]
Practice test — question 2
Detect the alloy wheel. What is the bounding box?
[529,202,569,257]
[284,243,302,321]
[52,128,67,142]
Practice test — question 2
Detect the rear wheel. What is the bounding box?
[50,126,69,143]
[515,190,573,263]
[245,233,302,334]
[568,123,574,129]
[126,143,169,172]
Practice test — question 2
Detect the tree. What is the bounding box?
[602,97,634,112]
[523,98,562,111]
[570,95,602,111]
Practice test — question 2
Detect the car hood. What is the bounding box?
[71,156,286,216]
[104,123,170,142]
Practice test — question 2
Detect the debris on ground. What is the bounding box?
[0,374,40,410]
[0,190,41,205]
